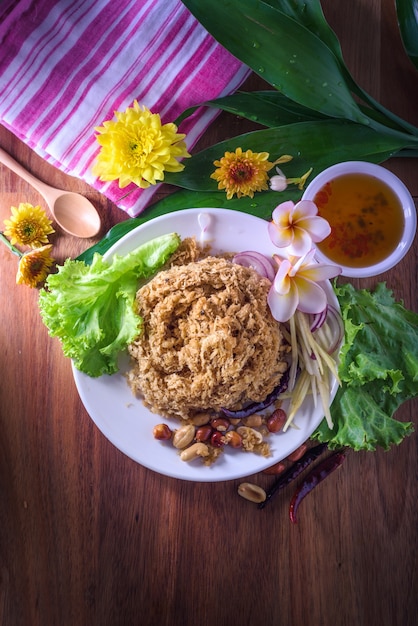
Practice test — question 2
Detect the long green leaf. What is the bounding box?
[176,89,411,135]
[181,0,369,124]
[259,0,418,135]
[181,0,418,138]
[263,0,345,55]
[165,119,413,191]
[396,0,418,71]
[176,91,329,128]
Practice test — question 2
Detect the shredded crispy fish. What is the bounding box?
[127,241,288,421]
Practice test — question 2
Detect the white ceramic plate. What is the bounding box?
[72,208,340,482]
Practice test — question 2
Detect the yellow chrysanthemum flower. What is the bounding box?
[16,244,55,288]
[211,147,275,199]
[3,203,54,248]
[92,101,191,189]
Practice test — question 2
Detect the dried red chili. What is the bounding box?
[258,443,328,510]
[289,449,347,523]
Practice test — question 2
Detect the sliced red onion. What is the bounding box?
[233,251,276,282]
[309,306,328,332]
[312,304,344,355]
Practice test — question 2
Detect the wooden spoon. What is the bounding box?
[0,146,101,238]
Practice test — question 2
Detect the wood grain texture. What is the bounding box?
[0,2,417,625]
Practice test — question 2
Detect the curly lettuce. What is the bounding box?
[313,282,416,450]
[39,233,181,377]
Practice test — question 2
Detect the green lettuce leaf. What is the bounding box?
[313,282,416,450]
[39,233,181,377]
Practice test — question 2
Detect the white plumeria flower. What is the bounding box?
[267,249,342,323]
[268,199,331,257]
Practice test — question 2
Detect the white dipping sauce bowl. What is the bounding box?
[302,161,417,278]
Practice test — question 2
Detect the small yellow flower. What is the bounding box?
[92,101,190,189]
[211,147,274,199]
[3,203,54,248]
[16,244,55,288]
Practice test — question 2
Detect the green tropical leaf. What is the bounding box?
[176,90,329,128]
[275,0,418,135]
[181,0,369,124]
[180,0,418,138]
[395,0,418,71]
[165,119,413,191]
[176,88,416,136]
[262,0,345,56]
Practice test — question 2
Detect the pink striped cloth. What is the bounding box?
[0,0,249,216]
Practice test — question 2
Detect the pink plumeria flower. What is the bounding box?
[267,249,342,323]
[268,199,331,257]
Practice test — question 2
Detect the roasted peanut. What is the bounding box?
[180,442,210,462]
[237,482,267,504]
[172,424,196,449]
[195,425,213,442]
[243,413,263,428]
[266,408,287,433]
[153,423,172,441]
[190,412,211,426]
[210,431,225,448]
[237,426,263,444]
[210,417,230,432]
[222,430,242,448]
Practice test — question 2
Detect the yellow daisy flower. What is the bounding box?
[16,244,55,288]
[92,101,190,189]
[3,203,55,248]
[210,147,275,199]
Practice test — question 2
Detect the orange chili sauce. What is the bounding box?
[314,173,404,268]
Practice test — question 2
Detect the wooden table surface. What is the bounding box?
[1,2,417,625]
